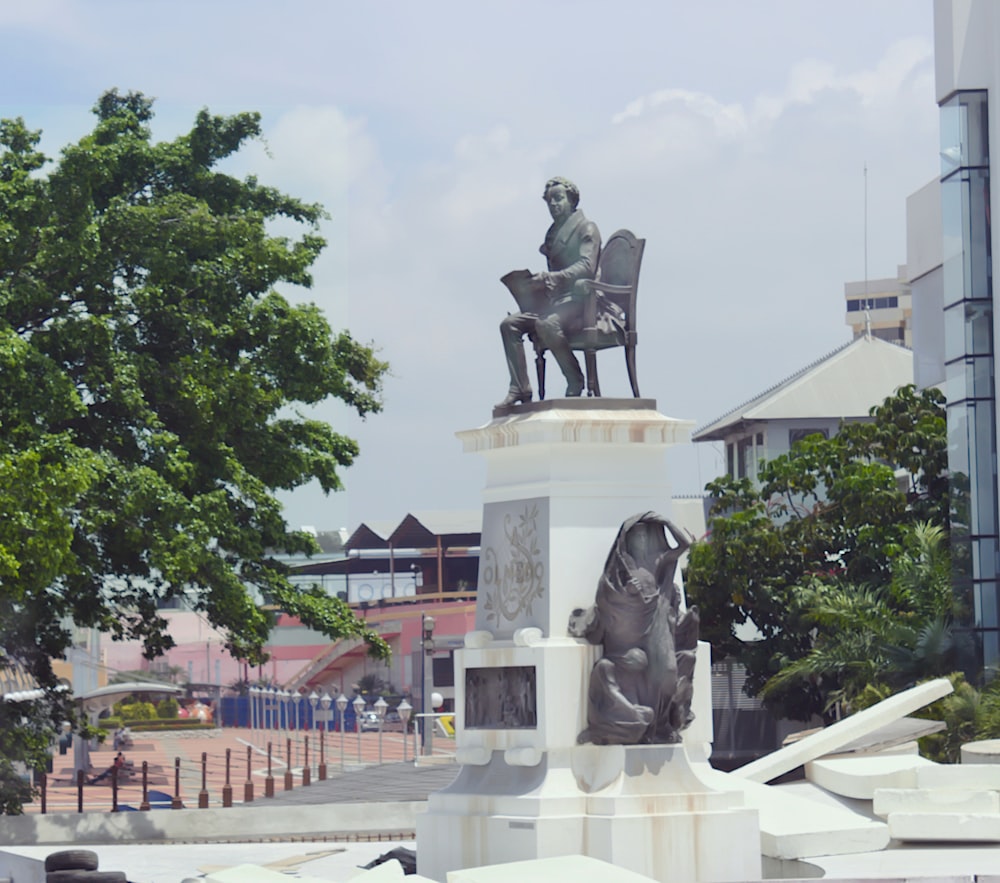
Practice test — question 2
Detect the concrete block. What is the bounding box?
[888,811,1000,842]
[961,739,1000,764]
[805,754,936,799]
[692,761,889,859]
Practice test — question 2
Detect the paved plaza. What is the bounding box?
[31,726,457,815]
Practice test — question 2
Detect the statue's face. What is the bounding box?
[545,185,573,222]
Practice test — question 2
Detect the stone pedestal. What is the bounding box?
[416,403,761,882]
[418,745,760,883]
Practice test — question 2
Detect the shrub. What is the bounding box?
[156,698,179,719]
[117,701,156,721]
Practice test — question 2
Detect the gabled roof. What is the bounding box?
[692,336,914,442]
[388,510,481,548]
[343,521,396,551]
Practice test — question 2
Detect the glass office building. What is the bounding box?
[940,88,1000,674]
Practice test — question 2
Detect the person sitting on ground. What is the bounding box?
[89,751,125,784]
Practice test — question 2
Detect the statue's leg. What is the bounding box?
[535,307,583,396]
[499,313,534,403]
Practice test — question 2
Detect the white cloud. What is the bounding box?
[2,3,942,528]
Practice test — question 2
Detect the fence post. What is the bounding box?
[111,765,119,813]
[222,748,233,807]
[40,772,46,815]
[244,745,254,803]
[76,769,84,813]
[265,741,274,798]
[302,736,311,787]
[140,761,150,811]
[318,728,327,781]
[171,757,184,809]
[198,752,209,808]
[283,738,293,791]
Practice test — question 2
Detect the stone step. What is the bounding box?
[917,763,1000,790]
[873,787,1000,817]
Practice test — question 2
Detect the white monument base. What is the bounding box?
[416,744,761,883]
[417,404,760,882]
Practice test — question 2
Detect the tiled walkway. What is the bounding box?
[32,726,456,814]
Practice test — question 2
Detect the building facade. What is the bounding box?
[844,268,913,346]
[935,0,1000,675]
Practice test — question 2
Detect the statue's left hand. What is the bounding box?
[532,272,558,292]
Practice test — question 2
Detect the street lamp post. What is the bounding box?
[336,693,348,770]
[278,690,288,736]
[308,691,319,778]
[291,691,302,768]
[353,694,366,763]
[319,692,332,780]
[397,699,412,763]
[422,615,436,756]
[374,696,388,766]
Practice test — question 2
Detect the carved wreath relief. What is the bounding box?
[481,503,546,627]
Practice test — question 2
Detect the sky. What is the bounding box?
[1,1,941,534]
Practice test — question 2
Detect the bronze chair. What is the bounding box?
[534,229,645,399]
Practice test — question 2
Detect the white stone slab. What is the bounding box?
[805,754,937,799]
[888,812,1000,842]
[822,717,945,757]
[692,761,889,859]
[917,764,1000,790]
[732,678,953,784]
[873,788,1000,817]
[205,865,328,883]
[447,853,659,883]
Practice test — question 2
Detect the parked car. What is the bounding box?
[383,709,414,733]
[358,711,381,732]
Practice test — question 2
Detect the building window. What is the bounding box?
[941,89,998,676]
[871,326,905,343]
[788,428,829,447]
[846,296,899,312]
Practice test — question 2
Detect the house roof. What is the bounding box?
[342,521,396,551]
[692,336,914,442]
[388,510,481,548]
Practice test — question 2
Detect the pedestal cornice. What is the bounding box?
[458,401,694,453]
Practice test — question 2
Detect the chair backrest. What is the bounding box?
[597,229,645,328]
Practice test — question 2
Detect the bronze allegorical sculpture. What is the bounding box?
[569,512,699,745]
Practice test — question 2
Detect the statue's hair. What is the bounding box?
[542,176,580,209]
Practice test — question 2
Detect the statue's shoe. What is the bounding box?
[496,388,532,407]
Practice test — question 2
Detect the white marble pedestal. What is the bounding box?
[418,744,760,883]
[416,402,761,882]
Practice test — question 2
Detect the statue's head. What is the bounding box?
[542,177,579,222]
[543,176,580,208]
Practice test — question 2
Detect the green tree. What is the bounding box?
[0,91,390,809]
[759,523,961,714]
[686,385,948,721]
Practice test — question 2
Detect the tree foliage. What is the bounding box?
[686,385,950,720]
[0,91,390,807]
